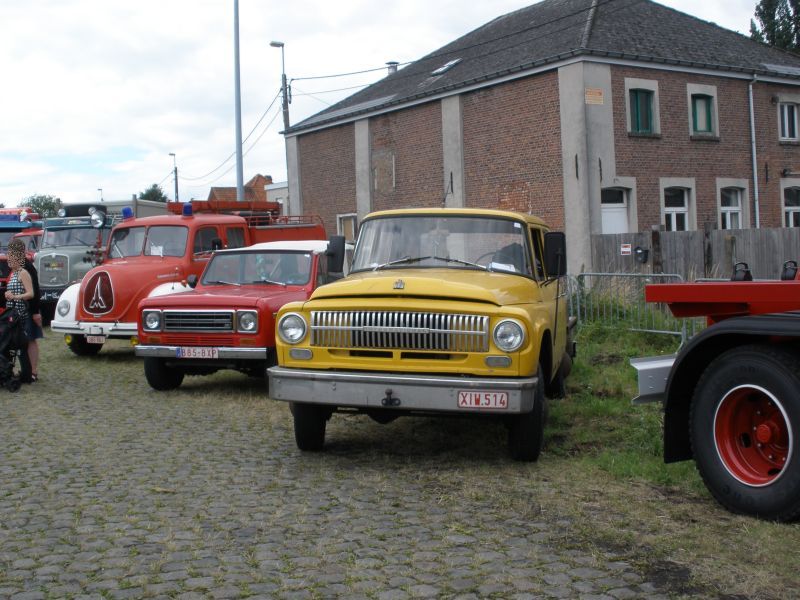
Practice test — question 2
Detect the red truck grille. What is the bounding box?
[163,310,234,332]
[160,333,237,346]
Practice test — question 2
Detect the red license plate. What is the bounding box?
[176,347,219,359]
[457,390,508,410]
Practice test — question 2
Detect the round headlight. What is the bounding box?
[278,313,307,344]
[143,311,161,331]
[238,310,258,333]
[493,319,525,353]
[56,299,71,317]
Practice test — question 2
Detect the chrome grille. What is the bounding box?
[163,311,233,332]
[311,311,489,352]
[40,253,69,286]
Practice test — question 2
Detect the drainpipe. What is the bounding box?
[749,75,761,228]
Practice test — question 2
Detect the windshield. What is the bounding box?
[144,226,188,257]
[109,226,146,258]
[202,250,313,286]
[0,231,17,251]
[42,227,101,248]
[351,215,533,276]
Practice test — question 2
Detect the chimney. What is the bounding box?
[386,61,399,75]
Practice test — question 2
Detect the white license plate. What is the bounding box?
[86,335,106,344]
[457,390,509,410]
[176,347,219,359]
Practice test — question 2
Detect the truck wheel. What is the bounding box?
[690,345,800,521]
[508,365,546,462]
[546,352,571,399]
[144,357,184,391]
[66,334,102,356]
[292,402,328,451]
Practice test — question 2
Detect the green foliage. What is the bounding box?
[22,194,62,218]
[546,321,700,487]
[751,0,800,49]
[138,184,168,202]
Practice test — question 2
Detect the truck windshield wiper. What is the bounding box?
[373,256,431,270]
[207,280,241,286]
[249,278,287,287]
[430,255,487,270]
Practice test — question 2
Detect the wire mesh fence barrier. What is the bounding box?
[567,273,706,344]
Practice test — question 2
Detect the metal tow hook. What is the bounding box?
[381,388,401,407]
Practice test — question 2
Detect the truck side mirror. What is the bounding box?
[326,235,346,273]
[187,274,198,289]
[544,232,567,277]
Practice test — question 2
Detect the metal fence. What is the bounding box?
[567,272,706,344]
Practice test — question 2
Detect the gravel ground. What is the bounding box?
[0,335,683,599]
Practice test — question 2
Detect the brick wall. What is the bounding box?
[612,66,800,230]
[297,123,356,237]
[462,72,564,229]
[369,103,443,211]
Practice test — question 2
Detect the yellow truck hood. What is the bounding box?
[310,269,541,306]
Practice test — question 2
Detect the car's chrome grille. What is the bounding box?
[40,253,69,286]
[310,311,489,352]
[163,311,234,332]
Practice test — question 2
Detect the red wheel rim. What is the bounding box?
[714,385,792,487]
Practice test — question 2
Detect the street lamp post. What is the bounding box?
[233,0,245,202]
[270,41,290,131]
[169,152,179,202]
[97,188,103,202]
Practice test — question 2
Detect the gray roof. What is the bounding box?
[289,0,800,134]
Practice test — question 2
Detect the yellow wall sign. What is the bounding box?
[585,88,604,105]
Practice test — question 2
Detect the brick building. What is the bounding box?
[208,174,272,203]
[283,0,800,273]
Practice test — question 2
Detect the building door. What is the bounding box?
[601,188,629,234]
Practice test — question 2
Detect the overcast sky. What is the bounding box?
[0,0,759,206]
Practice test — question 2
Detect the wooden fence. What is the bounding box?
[591,227,800,280]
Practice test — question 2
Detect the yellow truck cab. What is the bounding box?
[268,208,574,461]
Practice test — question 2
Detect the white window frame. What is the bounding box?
[686,83,718,137]
[716,178,750,230]
[624,78,661,135]
[719,188,742,229]
[337,213,358,242]
[782,182,800,227]
[779,102,799,141]
[660,178,696,231]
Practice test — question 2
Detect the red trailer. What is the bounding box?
[631,264,800,521]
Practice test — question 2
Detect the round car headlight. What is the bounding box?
[56,299,71,317]
[493,319,525,353]
[237,310,258,333]
[143,311,162,331]
[278,313,307,345]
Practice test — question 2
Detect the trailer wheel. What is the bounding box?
[292,403,328,451]
[508,365,546,462]
[690,345,800,521]
[144,357,184,391]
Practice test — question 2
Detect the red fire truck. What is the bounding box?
[631,262,800,521]
[50,201,325,355]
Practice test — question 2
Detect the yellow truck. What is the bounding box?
[268,208,574,461]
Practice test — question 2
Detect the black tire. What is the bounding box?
[6,378,20,392]
[546,353,571,399]
[690,344,800,522]
[144,357,184,391]
[292,402,328,451]
[508,365,547,462]
[66,334,103,356]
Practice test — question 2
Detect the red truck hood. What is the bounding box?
[76,257,188,322]
[139,284,309,312]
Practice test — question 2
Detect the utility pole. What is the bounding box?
[270,41,290,131]
[233,0,245,202]
[169,153,179,202]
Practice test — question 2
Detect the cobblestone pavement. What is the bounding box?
[0,338,676,599]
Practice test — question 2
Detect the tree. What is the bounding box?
[139,184,168,202]
[751,0,799,49]
[22,194,62,218]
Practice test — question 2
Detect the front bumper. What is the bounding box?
[50,320,137,338]
[267,367,538,414]
[136,345,267,360]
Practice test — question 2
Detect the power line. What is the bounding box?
[291,62,411,82]
[180,89,282,181]
[292,83,371,96]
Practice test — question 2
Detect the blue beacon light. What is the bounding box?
[182,203,193,217]
[121,206,134,220]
